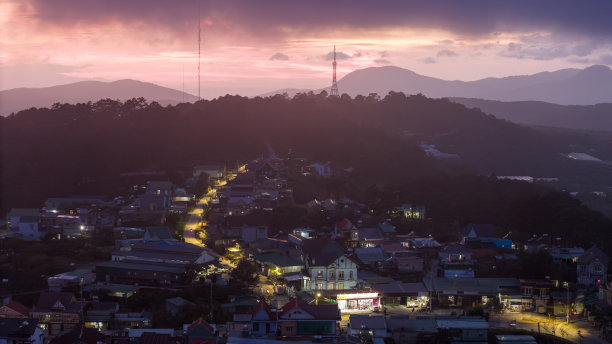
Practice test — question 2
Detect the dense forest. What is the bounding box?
[2,92,612,250]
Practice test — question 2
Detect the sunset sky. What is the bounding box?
[2,0,612,98]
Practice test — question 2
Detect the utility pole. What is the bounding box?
[566,282,570,324]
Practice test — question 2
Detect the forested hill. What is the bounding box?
[2,92,612,211]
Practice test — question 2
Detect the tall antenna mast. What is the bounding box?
[330,45,339,97]
[198,0,201,100]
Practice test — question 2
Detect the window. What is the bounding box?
[329,271,335,280]
[316,283,323,290]
[338,271,345,280]
[328,284,334,290]
[317,270,323,278]
[523,287,532,296]
[285,327,294,333]
[338,283,344,290]
[349,271,353,279]
[593,264,603,274]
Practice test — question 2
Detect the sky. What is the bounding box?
[2,0,612,98]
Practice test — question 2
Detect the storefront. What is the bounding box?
[336,292,380,312]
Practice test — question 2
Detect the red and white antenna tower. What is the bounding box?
[330,45,339,96]
[197,0,201,100]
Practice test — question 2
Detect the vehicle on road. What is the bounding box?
[509,320,517,327]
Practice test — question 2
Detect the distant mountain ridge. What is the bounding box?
[263,65,612,105]
[451,98,612,132]
[0,79,198,115]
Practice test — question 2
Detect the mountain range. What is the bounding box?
[450,98,612,132]
[264,64,612,106]
[0,79,198,116]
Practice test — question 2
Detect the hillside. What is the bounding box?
[0,79,199,115]
[451,98,612,132]
[3,93,612,214]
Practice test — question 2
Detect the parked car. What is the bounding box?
[509,320,517,327]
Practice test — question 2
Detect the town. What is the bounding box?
[1,156,611,344]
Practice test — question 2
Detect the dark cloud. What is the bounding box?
[421,57,437,64]
[437,49,459,57]
[374,59,391,65]
[500,42,599,60]
[17,0,612,42]
[269,52,289,61]
[324,51,351,60]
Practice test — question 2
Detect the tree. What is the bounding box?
[229,259,260,291]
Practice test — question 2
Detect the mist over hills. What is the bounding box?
[265,65,612,106]
[0,79,198,115]
[451,98,612,132]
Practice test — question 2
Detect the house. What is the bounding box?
[145,181,174,197]
[143,226,174,241]
[140,332,180,344]
[193,164,225,180]
[0,301,30,318]
[354,247,387,267]
[165,297,196,317]
[303,240,358,292]
[95,261,187,285]
[6,208,39,229]
[391,252,424,274]
[185,318,216,344]
[253,252,303,277]
[519,279,553,313]
[304,162,332,178]
[428,278,520,309]
[577,245,609,286]
[439,244,474,278]
[358,228,384,247]
[47,269,95,292]
[251,299,277,337]
[0,318,44,344]
[227,214,269,243]
[348,315,388,338]
[17,216,41,239]
[30,291,83,336]
[111,241,219,266]
[84,302,119,331]
[550,247,585,264]
[277,298,339,337]
[378,223,396,240]
[399,204,425,220]
[29,292,82,337]
[371,282,429,308]
[49,325,108,344]
[112,311,151,329]
[435,317,488,343]
[460,224,511,249]
[247,160,279,179]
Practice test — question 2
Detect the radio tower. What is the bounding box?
[330,45,339,97]
[197,0,201,100]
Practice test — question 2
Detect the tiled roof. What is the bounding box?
[461,223,498,238]
[578,245,610,264]
[35,291,77,311]
[252,299,274,319]
[50,325,107,344]
[280,298,339,320]
[2,301,30,316]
